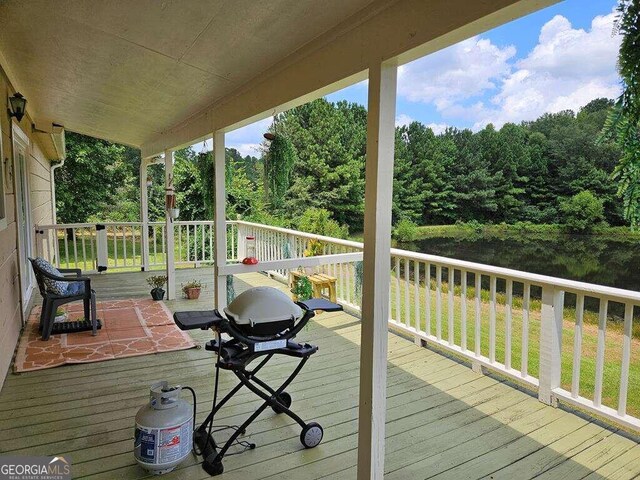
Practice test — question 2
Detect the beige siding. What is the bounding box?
[0,67,54,388]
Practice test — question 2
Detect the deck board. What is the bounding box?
[1,269,637,479]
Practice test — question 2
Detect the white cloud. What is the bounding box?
[395,113,414,127]
[396,114,448,134]
[426,123,449,135]
[471,11,621,129]
[397,10,622,130]
[398,37,516,110]
[232,143,262,157]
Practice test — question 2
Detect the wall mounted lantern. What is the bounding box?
[8,93,27,122]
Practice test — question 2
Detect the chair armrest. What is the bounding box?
[38,268,90,284]
[58,268,82,277]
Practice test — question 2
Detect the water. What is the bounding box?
[402,234,640,293]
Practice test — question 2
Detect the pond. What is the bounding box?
[400,234,640,293]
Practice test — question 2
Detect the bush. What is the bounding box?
[393,219,419,242]
[297,208,348,239]
[560,191,605,233]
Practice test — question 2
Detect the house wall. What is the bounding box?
[0,67,54,388]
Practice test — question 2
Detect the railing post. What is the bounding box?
[164,150,176,300]
[237,223,246,262]
[140,158,150,271]
[213,132,227,310]
[538,285,564,406]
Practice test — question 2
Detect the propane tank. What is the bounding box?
[134,381,193,475]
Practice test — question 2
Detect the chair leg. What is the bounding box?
[39,298,49,332]
[83,295,90,322]
[90,291,97,336]
[42,300,57,341]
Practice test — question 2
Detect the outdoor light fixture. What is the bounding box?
[146,176,153,188]
[8,93,27,122]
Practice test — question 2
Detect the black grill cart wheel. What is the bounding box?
[272,391,292,414]
[300,422,323,448]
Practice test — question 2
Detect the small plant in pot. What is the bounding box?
[182,280,205,300]
[291,274,313,302]
[146,275,167,301]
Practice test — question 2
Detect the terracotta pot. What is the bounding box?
[185,287,201,300]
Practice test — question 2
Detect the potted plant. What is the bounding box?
[291,274,313,302]
[182,280,205,300]
[54,307,67,323]
[146,275,167,301]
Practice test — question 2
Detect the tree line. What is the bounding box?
[56,97,625,235]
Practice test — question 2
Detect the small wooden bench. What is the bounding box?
[289,271,337,303]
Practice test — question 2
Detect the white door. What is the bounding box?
[13,124,33,315]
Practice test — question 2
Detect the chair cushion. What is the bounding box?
[66,282,85,296]
[33,257,68,295]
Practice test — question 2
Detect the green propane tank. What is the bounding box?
[134,381,193,475]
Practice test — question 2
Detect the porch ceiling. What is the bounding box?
[0,0,558,153]
[0,0,377,146]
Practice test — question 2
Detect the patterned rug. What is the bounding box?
[14,299,196,372]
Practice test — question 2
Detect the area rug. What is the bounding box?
[14,299,197,372]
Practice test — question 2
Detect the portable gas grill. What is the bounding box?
[173,286,342,476]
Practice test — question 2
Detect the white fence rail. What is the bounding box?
[36,219,640,432]
[35,221,238,272]
[235,220,640,432]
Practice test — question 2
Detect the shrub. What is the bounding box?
[303,239,324,257]
[393,219,419,242]
[560,191,605,233]
[297,208,348,239]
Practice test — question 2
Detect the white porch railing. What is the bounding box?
[35,221,238,272]
[235,220,640,433]
[35,219,640,432]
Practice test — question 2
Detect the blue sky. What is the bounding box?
[223,0,621,155]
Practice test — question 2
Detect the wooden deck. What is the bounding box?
[1,268,639,479]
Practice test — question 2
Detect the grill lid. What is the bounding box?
[224,287,303,325]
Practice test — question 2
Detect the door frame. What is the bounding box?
[12,122,34,317]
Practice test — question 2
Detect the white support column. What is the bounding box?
[538,285,564,405]
[213,131,227,309]
[357,60,397,480]
[140,158,150,271]
[164,150,176,300]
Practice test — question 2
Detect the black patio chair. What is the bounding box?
[28,258,101,341]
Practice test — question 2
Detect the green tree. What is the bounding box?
[560,191,605,233]
[601,0,640,227]
[297,207,348,238]
[279,99,367,230]
[56,132,141,223]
